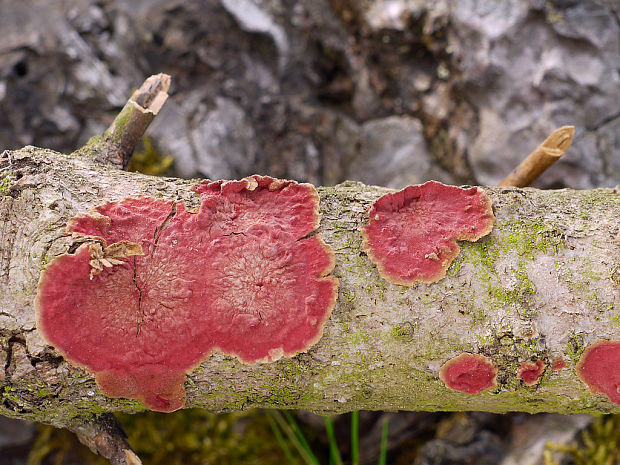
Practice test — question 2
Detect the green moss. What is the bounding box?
[545,415,620,465]
[0,169,13,196]
[71,135,105,158]
[24,382,55,399]
[349,329,371,345]
[566,333,586,363]
[101,104,134,145]
[262,384,300,405]
[474,333,494,345]
[490,264,536,318]
[449,213,566,325]
[2,386,19,403]
[127,136,174,175]
[447,256,464,277]
[390,322,418,341]
[28,409,291,465]
[495,218,564,259]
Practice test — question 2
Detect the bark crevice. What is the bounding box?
[0,146,618,425]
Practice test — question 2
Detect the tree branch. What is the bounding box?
[76,74,171,169]
[0,147,619,427]
[69,414,142,465]
[498,126,575,187]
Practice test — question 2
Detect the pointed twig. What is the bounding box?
[498,125,575,187]
[67,413,142,465]
[79,73,171,169]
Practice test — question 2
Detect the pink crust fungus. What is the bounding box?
[576,340,620,405]
[35,176,338,412]
[361,181,494,285]
[439,353,498,395]
[551,358,567,371]
[517,360,545,386]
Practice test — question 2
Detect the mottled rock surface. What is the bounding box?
[1,0,617,188]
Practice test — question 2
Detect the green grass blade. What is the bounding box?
[275,410,320,465]
[266,411,301,465]
[378,417,389,465]
[324,416,343,465]
[282,411,318,464]
[351,411,359,465]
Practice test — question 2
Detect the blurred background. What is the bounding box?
[1,0,619,464]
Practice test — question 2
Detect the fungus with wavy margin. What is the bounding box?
[35,176,338,412]
[362,181,494,285]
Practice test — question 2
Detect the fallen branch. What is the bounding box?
[0,147,618,426]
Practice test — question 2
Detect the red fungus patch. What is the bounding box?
[35,176,338,412]
[361,181,494,285]
[517,360,545,386]
[576,340,620,405]
[439,353,497,394]
[551,358,567,371]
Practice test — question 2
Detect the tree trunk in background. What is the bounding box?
[1,146,619,429]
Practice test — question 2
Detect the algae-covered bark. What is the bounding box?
[0,147,619,427]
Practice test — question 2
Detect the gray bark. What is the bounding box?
[1,146,619,428]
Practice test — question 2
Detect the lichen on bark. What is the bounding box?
[0,147,619,427]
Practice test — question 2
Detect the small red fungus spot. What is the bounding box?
[35,176,338,412]
[439,353,497,394]
[551,358,567,371]
[517,360,545,386]
[576,340,620,405]
[361,181,494,285]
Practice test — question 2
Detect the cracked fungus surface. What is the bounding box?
[362,181,494,285]
[35,176,338,412]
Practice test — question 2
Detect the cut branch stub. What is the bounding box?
[361,181,494,285]
[88,73,171,169]
[35,176,338,412]
[498,125,575,188]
